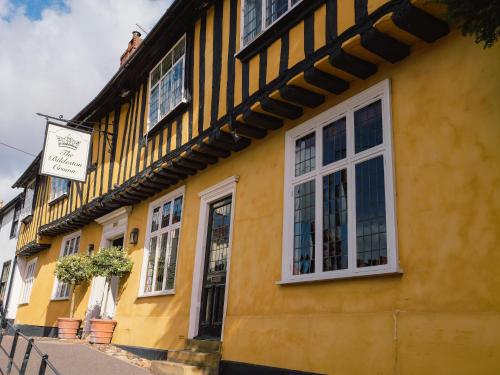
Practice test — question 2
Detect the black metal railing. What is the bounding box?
[0,306,62,375]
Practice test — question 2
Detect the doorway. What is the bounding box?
[197,196,232,339]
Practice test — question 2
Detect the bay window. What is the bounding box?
[140,187,184,296]
[242,0,302,46]
[148,36,186,130]
[282,80,398,283]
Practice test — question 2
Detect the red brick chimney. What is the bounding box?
[120,31,143,66]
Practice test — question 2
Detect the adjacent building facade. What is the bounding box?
[9,0,500,374]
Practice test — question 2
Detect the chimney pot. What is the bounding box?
[120,31,144,67]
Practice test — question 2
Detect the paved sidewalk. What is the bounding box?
[0,336,149,375]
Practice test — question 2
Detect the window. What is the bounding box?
[148,36,186,130]
[20,179,35,221]
[242,0,302,46]
[19,258,37,304]
[0,261,11,303]
[9,204,21,239]
[282,80,398,283]
[50,177,69,202]
[53,232,80,300]
[140,187,184,296]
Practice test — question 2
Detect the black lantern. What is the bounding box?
[129,228,139,245]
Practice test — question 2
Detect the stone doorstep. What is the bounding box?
[185,339,221,353]
[150,360,218,375]
[168,350,221,368]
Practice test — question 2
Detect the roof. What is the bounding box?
[12,154,41,188]
[0,193,23,216]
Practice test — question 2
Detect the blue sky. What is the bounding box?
[9,0,68,20]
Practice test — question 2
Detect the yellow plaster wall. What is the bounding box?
[16,31,500,375]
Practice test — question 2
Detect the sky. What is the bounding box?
[0,0,173,204]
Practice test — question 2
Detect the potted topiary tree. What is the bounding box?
[54,253,92,339]
[88,246,133,344]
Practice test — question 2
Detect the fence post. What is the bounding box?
[19,337,33,375]
[38,354,48,375]
[6,329,19,374]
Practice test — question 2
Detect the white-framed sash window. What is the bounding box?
[19,258,37,305]
[148,35,187,130]
[52,231,81,300]
[20,179,35,221]
[242,0,302,47]
[281,80,399,284]
[139,186,185,297]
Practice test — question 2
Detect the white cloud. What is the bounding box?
[0,0,172,202]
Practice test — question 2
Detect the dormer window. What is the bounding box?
[148,35,186,131]
[242,0,302,46]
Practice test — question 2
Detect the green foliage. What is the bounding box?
[54,254,92,286]
[434,0,500,48]
[90,246,133,281]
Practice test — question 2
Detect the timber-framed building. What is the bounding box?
[10,0,500,374]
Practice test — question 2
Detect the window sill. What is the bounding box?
[48,193,68,206]
[21,214,33,224]
[276,267,404,285]
[146,100,189,137]
[18,302,29,306]
[137,290,175,299]
[51,297,70,302]
[235,0,323,63]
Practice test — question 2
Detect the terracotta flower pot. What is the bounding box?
[89,319,117,344]
[57,318,81,339]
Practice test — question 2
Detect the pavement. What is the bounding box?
[0,335,150,375]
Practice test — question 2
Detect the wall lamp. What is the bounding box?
[129,228,139,245]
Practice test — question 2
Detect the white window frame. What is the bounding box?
[280,79,400,284]
[139,186,186,297]
[19,258,37,305]
[240,0,303,48]
[49,177,69,203]
[52,230,81,301]
[20,179,35,221]
[147,35,187,132]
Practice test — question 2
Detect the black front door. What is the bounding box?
[197,196,233,339]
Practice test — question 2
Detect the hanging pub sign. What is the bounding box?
[40,122,92,182]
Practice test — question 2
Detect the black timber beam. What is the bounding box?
[392,2,449,43]
[304,68,349,94]
[167,162,197,176]
[360,28,410,63]
[329,49,377,80]
[231,121,267,139]
[279,85,325,108]
[177,157,207,171]
[259,98,303,120]
[156,168,187,180]
[209,131,251,152]
[242,110,284,130]
[197,143,231,158]
[186,150,218,164]
[121,191,149,201]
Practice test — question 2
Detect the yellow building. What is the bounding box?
[11,0,500,374]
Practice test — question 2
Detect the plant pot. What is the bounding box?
[89,319,117,344]
[57,318,81,339]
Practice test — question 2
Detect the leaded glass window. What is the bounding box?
[143,189,184,294]
[53,233,80,299]
[148,36,186,130]
[242,0,303,46]
[285,81,397,281]
[50,177,69,202]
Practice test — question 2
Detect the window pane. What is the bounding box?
[173,39,185,63]
[148,85,159,126]
[266,0,288,26]
[159,72,172,117]
[172,197,183,224]
[355,156,387,267]
[323,169,348,271]
[243,0,262,45]
[161,52,172,75]
[293,180,315,275]
[323,118,346,165]
[151,65,161,87]
[354,100,383,153]
[151,207,160,232]
[154,232,169,291]
[165,228,180,290]
[295,132,315,177]
[145,236,158,293]
[161,202,171,228]
[171,59,184,109]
